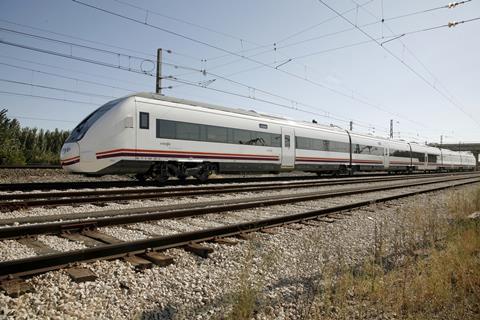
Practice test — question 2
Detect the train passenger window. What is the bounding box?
[271,134,282,147]
[139,112,149,129]
[177,122,201,141]
[285,135,290,148]
[311,139,323,151]
[234,129,252,144]
[207,126,228,143]
[156,119,176,139]
[251,132,271,146]
[323,140,330,151]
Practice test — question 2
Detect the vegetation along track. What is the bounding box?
[0,172,478,282]
[0,172,471,210]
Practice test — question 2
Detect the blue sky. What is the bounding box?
[0,0,479,144]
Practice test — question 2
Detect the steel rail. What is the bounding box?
[0,174,350,192]
[0,171,470,192]
[0,176,478,279]
[0,174,477,240]
[0,172,468,209]
[0,165,62,169]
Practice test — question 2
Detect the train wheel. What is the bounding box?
[151,163,169,183]
[195,172,209,183]
[194,168,211,183]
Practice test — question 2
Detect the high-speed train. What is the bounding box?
[60,93,476,181]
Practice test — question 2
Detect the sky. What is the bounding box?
[0,0,479,145]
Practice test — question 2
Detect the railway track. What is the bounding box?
[0,174,342,192]
[0,164,62,169]
[0,172,478,283]
[0,172,470,210]
[0,171,462,192]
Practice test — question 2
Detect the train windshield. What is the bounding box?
[65,99,120,143]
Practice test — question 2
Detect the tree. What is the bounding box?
[0,109,70,165]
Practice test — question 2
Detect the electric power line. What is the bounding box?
[0,53,151,88]
[170,76,383,131]
[6,114,77,123]
[317,0,480,129]
[0,62,135,93]
[0,18,199,62]
[0,78,118,99]
[71,0,432,132]
[0,90,99,105]
[0,31,387,132]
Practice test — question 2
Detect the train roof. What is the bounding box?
[134,92,289,121]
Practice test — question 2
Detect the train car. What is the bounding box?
[409,143,442,171]
[459,151,476,170]
[386,140,413,172]
[60,93,476,181]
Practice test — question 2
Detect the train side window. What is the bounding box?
[271,134,281,147]
[233,128,252,144]
[177,122,201,141]
[207,125,228,143]
[285,135,290,148]
[157,119,176,139]
[139,112,149,129]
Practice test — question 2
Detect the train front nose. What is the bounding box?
[60,142,80,172]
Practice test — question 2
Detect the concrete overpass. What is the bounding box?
[430,143,480,170]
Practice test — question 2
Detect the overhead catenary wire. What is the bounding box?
[169,76,383,131]
[111,0,261,50]
[0,31,386,132]
[6,114,77,123]
[0,78,118,99]
[349,0,480,132]
[0,54,152,88]
[350,0,477,103]
[205,0,376,62]
[0,90,99,105]
[388,16,480,39]
[169,66,381,130]
[198,0,473,64]
[0,18,198,62]
[197,4,478,73]
[0,61,136,93]
[317,0,480,128]
[349,0,479,144]
[0,27,433,137]
[0,38,158,77]
[71,0,432,132]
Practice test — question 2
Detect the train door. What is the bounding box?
[135,101,152,155]
[281,127,295,169]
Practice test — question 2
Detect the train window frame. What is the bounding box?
[139,112,149,129]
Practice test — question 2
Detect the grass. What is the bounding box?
[224,239,279,320]
[226,185,480,319]
[307,186,480,320]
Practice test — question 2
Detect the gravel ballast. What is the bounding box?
[0,182,478,319]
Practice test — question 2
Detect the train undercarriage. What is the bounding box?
[136,161,216,183]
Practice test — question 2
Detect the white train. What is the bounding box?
[60,93,476,181]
